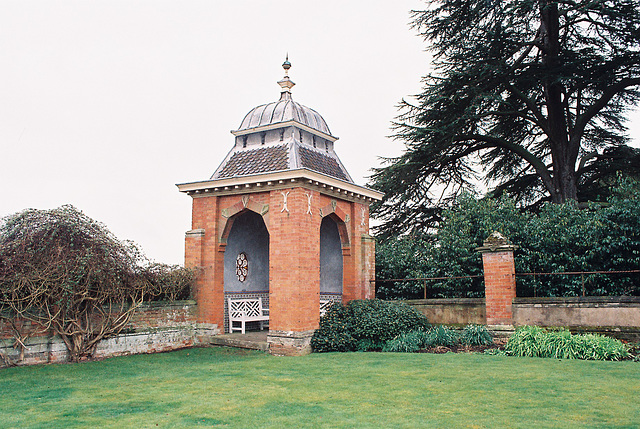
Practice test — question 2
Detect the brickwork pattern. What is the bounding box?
[269,188,322,332]
[482,251,516,325]
[188,193,273,328]
[186,185,377,354]
[0,301,217,365]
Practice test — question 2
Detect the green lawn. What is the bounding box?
[0,347,638,428]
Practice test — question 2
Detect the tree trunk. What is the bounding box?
[551,159,578,203]
[540,0,579,203]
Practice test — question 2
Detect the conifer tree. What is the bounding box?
[371,0,640,238]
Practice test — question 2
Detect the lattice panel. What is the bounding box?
[229,299,262,318]
[320,294,342,317]
[320,294,342,304]
[224,292,269,333]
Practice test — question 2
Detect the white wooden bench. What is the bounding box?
[227,297,269,334]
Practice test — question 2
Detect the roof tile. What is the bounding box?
[216,145,289,178]
[298,146,349,181]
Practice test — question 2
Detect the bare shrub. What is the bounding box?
[0,205,194,364]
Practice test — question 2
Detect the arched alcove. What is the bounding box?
[224,210,269,332]
[224,210,269,292]
[320,216,343,296]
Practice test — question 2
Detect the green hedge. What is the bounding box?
[311,300,430,352]
[376,179,640,299]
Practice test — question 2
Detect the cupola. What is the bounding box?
[211,58,353,183]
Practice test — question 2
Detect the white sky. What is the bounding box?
[1,1,639,265]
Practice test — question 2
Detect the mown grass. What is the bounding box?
[0,347,638,428]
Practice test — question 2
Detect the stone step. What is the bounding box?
[210,332,269,352]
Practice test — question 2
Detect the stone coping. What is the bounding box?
[514,296,640,305]
[0,299,197,319]
[402,298,485,305]
[137,299,197,308]
[400,297,639,305]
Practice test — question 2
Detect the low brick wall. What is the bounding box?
[0,300,220,366]
[403,298,486,325]
[513,296,640,341]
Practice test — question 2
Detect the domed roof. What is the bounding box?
[237,99,331,135]
[212,58,353,184]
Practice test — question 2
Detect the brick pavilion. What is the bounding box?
[177,58,383,355]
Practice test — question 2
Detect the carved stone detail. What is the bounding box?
[281,191,290,213]
[305,193,313,215]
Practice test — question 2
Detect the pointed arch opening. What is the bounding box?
[320,216,343,315]
[223,209,270,332]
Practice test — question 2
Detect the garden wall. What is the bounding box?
[404,298,486,325]
[513,296,640,342]
[403,296,640,341]
[0,300,220,366]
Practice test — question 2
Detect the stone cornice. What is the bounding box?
[176,168,383,202]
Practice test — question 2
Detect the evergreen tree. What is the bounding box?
[371,0,640,238]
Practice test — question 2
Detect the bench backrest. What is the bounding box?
[228,298,264,318]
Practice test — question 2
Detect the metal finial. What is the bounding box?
[278,54,295,99]
[282,54,291,76]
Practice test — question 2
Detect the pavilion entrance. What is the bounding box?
[223,210,269,333]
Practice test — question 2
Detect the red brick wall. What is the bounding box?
[185,233,203,268]
[361,233,376,300]
[188,193,274,328]
[0,301,198,340]
[186,187,377,335]
[189,195,224,327]
[342,201,358,302]
[342,202,375,301]
[269,188,321,332]
[482,250,516,325]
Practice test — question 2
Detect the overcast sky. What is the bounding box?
[1,1,639,265]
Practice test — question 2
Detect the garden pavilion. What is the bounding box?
[177,58,382,355]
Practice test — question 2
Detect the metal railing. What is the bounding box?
[372,269,640,299]
[515,269,640,297]
[371,275,483,299]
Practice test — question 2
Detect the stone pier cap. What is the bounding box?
[475,231,519,253]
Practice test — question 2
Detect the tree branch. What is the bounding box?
[453,134,554,190]
[576,151,599,176]
[573,78,640,140]
[505,84,550,134]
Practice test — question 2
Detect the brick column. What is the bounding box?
[476,232,517,326]
[360,234,376,300]
[342,202,375,302]
[185,229,204,270]
[188,196,224,329]
[267,187,321,355]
